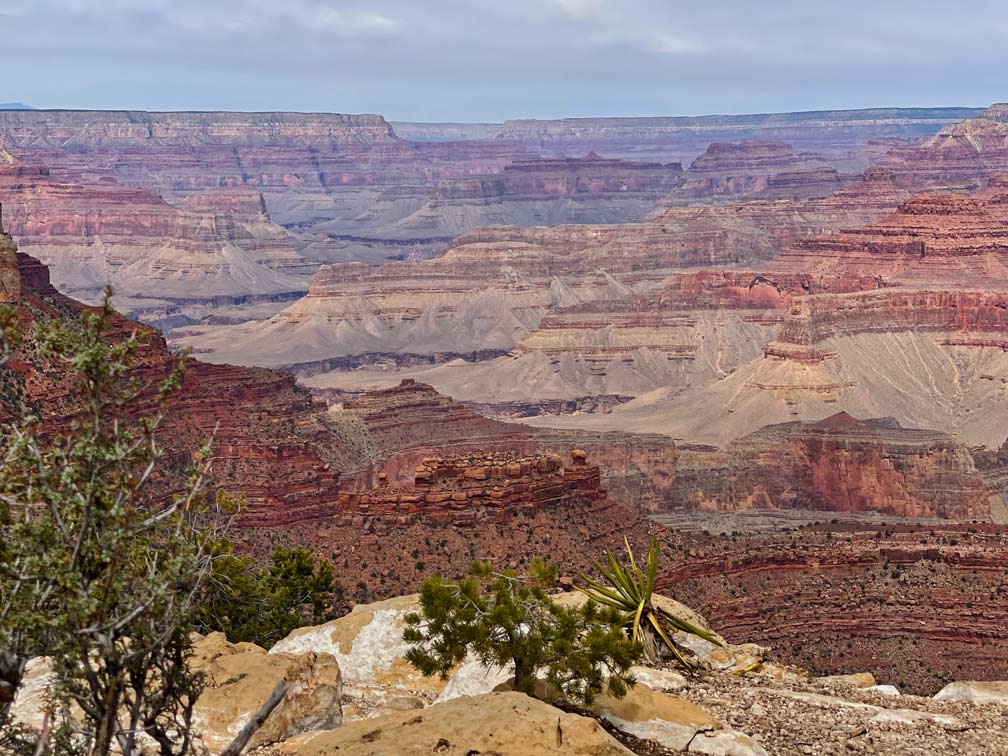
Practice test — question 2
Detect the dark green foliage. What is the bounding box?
[0,293,222,756]
[403,560,641,705]
[195,542,341,649]
[578,537,724,667]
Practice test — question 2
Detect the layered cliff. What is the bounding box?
[522,181,1008,448]
[881,103,1008,188]
[0,110,401,148]
[664,524,1008,694]
[674,413,991,520]
[0,154,311,320]
[179,167,908,378]
[664,141,853,204]
[495,108,982,162]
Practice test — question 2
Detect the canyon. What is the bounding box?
[0,107,975,328]
[7,101,1008,702]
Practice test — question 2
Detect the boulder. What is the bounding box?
[190,632,342,754]
[934,680,1008,705]
[589,683,719,750]
[268,692,633,756]
[867,684,901,697]
[269,594,447,707]
[817,672,877,689]
[8,636,343,755]
[689,730,769,756]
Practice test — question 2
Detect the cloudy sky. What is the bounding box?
[1,0,1006,121]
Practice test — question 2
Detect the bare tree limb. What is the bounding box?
[219,682,288,756]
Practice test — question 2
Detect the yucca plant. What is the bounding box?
[578,536,723,667]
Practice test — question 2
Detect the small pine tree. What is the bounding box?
[403,560,641,705]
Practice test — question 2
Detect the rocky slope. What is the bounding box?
[2,235,685,592]
[664,523,1008,696]
[525,186,1008,449]
[0,151,311,321]
[178,166,908,381]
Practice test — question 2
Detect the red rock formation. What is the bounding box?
[667,141,850,203]
[332,450,609,527]
[674,413,991,520]
[0,155,309,315]
[661,524,1008,694]
[4,249,346,527]
[881,103,1008,189]
[775,189,1008,282]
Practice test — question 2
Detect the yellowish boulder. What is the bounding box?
[816,672,877,689]
[590,683,720,750]
[191,632,342,754]
[266,692,632,756]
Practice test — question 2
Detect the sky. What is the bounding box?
[0,0,1006,122]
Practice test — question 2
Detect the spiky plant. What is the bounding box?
[578,536,723,667]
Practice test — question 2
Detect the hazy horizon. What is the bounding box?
[1,1,1006,122]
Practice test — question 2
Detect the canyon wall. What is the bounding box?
[674,413,991,520]
[663,525,1008,694]
[496,108,982,162]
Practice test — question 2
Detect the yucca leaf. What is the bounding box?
[645,538,658,596]
[606,552,640,603]
[631,599,646,642]
[576,582,632,609]
[646,611,694,668]
[661,611,724,647]
[624,536,638,573]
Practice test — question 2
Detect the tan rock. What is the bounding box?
[590,683,720,750]
[7,657,54,733]
[271,692,632,756]
[191,632,342,754]
[817,672,877,689]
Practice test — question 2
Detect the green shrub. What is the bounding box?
[195,542,341,649]
[403,560,641,705]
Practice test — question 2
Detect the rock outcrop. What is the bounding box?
[673,413,991,519]
[190,633,343,754]
[0,159,310,321]
[268,692,633,756]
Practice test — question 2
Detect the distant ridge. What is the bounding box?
[0,103,34,110]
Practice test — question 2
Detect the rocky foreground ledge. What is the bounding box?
[10,594,1008,755]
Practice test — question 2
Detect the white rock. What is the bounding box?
[434,657,511,703]
[934,681,1008,706]
[271,597,416,690]
[867,684,901,697]
[689,730,769,756]
[629,665,688,692]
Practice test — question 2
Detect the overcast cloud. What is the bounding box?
[0,0,1005,120]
